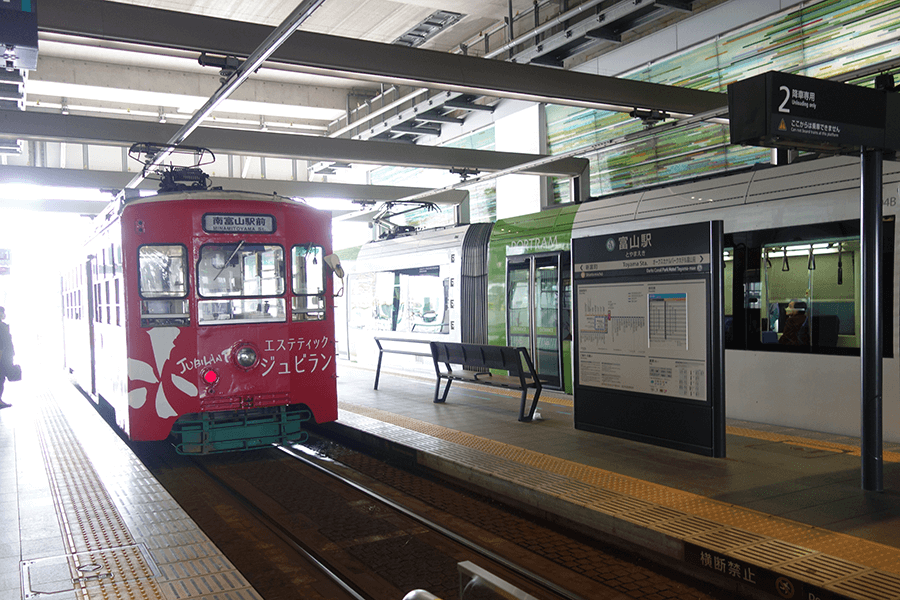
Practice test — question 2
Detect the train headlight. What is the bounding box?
[235,345,258,369]
[202,369,219,385]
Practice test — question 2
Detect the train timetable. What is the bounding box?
[577,279,708,401]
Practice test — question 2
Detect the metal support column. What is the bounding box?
[860,147,883,492]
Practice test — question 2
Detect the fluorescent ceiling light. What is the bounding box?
[28,100,329,132]
[0,183,115,202]
[26,80,345,121]
[299,197,362,211]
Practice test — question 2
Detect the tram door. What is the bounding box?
[506,253,567,389]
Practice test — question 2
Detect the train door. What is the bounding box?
[506,253,568,389]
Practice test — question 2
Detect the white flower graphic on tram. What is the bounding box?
[128,327,198,419]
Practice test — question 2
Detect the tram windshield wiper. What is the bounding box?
[214,240,245,281]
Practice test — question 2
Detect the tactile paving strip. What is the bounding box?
[27,387,263,600]
[338,400,900,599]
[375,370,900,462]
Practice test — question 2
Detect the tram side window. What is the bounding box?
[197,243,286,325]
[291,245,325,321]
[138,244,189,327]
[727,218,894,356]
[352,267,448,334]
[759,240,859,348]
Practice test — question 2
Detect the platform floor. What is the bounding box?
[0,376,263,600]
[330,361,900,600]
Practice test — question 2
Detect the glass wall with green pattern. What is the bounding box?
[549,0,900,203]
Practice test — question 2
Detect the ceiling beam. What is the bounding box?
[0,110,590,177]
[36,0,726,116]
[0,164,470,205]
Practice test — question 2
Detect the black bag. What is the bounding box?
[7,364,21,381]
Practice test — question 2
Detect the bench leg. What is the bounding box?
[518,389,530,421]
[434,377,452,403]
[519,387,542,422]
[374,351,384,390]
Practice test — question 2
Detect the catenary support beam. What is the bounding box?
[126,0,328,188]
[0,164,470,206]
[0,110,590,177]
[36,0,726,117]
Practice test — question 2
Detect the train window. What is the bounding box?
[351,266,448,334]
[291,245,325,321]
[115,278,121,327]
[198,243,285,298]
[197,243,286,325]
[139,244,190,327]
[726,218,893,357]
[139,245,188,297]
[198,298,286,324]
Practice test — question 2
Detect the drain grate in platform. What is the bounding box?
[624,505,688,527]
[830,569,900,599]
[594,494,656,515]
[730,539,815,567]
[685,527,768,553]
[780,554,866,585]
[653,516,723,539]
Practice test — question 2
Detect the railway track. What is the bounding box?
[134,432,735,600]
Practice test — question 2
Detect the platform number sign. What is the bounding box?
[777,84,816,113]
[729,71,899,153]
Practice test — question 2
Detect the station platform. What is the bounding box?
[329,361,900,600]
[0,376,263,600]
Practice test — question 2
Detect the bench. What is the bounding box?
[373,337,433,390]
[429,341,543,422]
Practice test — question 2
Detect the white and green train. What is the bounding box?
[342,155,900,443]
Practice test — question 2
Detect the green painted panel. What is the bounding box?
[486,205,578,350]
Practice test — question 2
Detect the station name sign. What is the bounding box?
[728,71,900,153]
[203,214,276,234]
[574,224,712,279]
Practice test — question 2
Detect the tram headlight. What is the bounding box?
[235,345,258,369]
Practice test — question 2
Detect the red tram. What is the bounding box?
[62,145,339,453]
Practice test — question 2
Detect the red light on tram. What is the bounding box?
[202,369,219,385]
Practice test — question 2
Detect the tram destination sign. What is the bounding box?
[203,213,276,234]
[728,71,900,153]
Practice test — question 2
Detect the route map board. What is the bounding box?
[572,221,725,457]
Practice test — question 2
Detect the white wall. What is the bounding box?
[494,103,543,219]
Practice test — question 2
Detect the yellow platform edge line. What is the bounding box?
[337,399,900,576]
[386,371,900,463]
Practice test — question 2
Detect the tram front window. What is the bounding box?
[197,243,286,324]
[291,244,325,321]
[138,244,189,327]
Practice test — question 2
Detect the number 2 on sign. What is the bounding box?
[778,86,791,113]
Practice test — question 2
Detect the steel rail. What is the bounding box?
[187,454,371,600]
[277,443,589,600]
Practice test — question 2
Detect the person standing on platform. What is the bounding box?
[0,306,13,409]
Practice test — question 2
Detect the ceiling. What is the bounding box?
[18,0,729,137]
[1,0,734,204]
